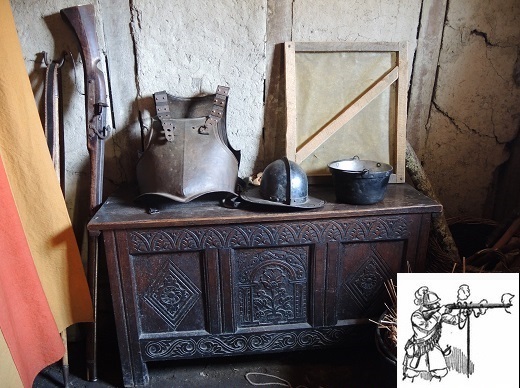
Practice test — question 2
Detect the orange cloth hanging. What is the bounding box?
[0,0,93,386]
[0,156,65,388]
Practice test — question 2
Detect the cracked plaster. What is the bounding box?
[423,0,520,218]
[9,0,520,235]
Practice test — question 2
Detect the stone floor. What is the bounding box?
[34,327,397,388]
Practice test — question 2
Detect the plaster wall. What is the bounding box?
[9,0,520,238]
[422,0,520,218]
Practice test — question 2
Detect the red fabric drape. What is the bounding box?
[0,156,65,387]
[0,0,93,386]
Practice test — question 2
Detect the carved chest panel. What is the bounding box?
[89,184,441,386]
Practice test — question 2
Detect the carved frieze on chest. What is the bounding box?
[128,216,409,254]
[142,326,355,360]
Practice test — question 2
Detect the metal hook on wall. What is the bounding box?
[42,50,66,68]
[43,50,85,96]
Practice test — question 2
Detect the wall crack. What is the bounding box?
[432,100,498,142]
[290,0,295,41]
[470,29,495,47]
[470,29,510,84]
[129,0,142,98]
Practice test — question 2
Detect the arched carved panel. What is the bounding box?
[235,247,309,327]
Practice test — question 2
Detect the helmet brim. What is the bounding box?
[240,187,324,209]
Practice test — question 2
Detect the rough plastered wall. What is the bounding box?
[422,0,520,219]
[10,0,518,239]
[10,0,267,245]
[292,0,420,56]
[11,0,421,231]
[127,0,267,175]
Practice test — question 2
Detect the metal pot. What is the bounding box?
[328,157,393,205]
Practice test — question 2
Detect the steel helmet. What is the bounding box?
[240,157,324,209]
[422,291,441,306]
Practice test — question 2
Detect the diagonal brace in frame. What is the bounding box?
[295,66,399,164]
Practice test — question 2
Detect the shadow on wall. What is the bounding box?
[491,133,520,222]
[29,11,148,250]
[488,56,520,222]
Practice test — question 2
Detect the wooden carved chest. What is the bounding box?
[88,184,441,386]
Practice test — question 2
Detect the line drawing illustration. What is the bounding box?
[401,283,514,383]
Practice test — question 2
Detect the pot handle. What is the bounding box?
[343,168,369,175]
[347,156,368,175]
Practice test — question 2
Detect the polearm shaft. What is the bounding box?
[446,293,514,377]
[467,315,470,378]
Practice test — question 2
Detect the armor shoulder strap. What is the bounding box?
[205,85,229,132]
[153,91,175,142]
[153,91,170,119]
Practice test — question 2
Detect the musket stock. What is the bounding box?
[61,4,108,213]
[61,4,110,381]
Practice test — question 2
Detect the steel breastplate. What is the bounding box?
[136,86,240,202]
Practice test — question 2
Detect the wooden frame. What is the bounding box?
[285,41,408,183]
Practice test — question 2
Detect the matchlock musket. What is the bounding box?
[445,293,514,314]
[60,4,110,382]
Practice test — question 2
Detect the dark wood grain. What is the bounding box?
[89,184,441,387]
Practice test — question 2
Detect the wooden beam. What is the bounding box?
[284,41,297,161]
[263,0,293,166]
[395,41,408,183]
[407,0,448,158]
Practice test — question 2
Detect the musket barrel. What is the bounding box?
[445,302,512,310]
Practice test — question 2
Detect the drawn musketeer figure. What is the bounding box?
[402,286,466,381]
